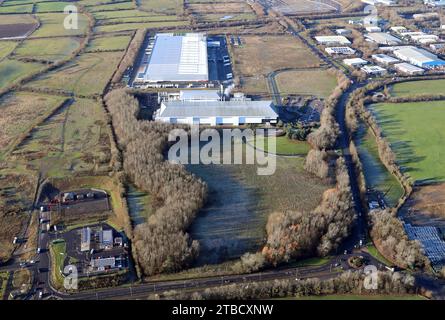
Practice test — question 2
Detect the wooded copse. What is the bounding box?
[153,270,417,300]
[262,157,355,265]
[105,89,207,276]
[370,209,429,270]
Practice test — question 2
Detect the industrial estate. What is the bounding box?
[1,0,445,304]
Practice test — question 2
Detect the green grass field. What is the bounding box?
[0,92,65,155]
[138,0,183,14]
[355,125,404,207]
[391,79,445,97]
[276,68,338,98]
[86,35,131,52]
[27,51,123,96]
[88,1,135,12]
[252,135,311,155]
[0,4,33,13]
[12,98,110,177]
[94,20,189,33]
[49,239,66,288]
[30,13,89,38]
[35,1,72,12]
[92,9,170,20]
[0,59,41,91]
[0,41,17,60]
[14,37,81,62]
[371,101,445,183]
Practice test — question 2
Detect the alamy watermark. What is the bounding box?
[167,126,277,176]
[63,5,78,30]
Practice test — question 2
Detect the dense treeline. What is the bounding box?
[370,209,429,270]
[262,157,355,264]
[152,270,416,300]
[112,29,147,83]
[105,89,207,275]
[305,69,350,179]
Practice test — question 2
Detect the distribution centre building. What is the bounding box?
[155,100,278,126]
[393,46,445,68]
[140,33,209,83]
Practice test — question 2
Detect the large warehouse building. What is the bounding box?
[393,46,445,68]
[155,100,277,126]
[137,33,209,84]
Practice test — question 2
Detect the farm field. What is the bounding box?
[231,35,321,93]
[270,0,335,14]
[251,135,311,155]
[94,20,189,33]
[13,37,82,62]
[86,35,131,52]
[188,2,253,14]
[26,51,123,96]
[97,15,183,24]
[0,59,42,91]
[391,79,445,97]
[91,9,162,20]
[87,1,136,12]
[355,125,404,207]
[138,0,183,14]
[195,12,257,22]
[11,98,111,178]
[0,92,65,157]
[275,68,338,98]
[370,101,445,183]
[0,4,33,13]
[30,13,90,38]
[0,14,38,39]
[187,143,328,265]
[0,41,16,60]
[35,1,72,12]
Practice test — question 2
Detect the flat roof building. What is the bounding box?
[393,46,445,68]
[343,58,368,67]
[143,33,208,83]
[372,53,399,65]
[394,62,425,75]
[361,65,387,75]
[365,32,402,45]
[156,100,277,126]
[315,36,351,46]
[325,47,356,55]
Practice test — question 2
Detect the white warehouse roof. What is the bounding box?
[343,58,368,66]
[145,33,208,82]
[365,32,402,45]
[394,63,425,74]
[159,100,277,118]
[315,36,351,45]
[179,90,221,101]
[372,53,399,64]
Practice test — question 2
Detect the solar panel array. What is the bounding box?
[404,223,445,271]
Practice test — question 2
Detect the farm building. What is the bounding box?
[365,32,402,45]
[155,100,277,126]
[314,36,351,46]
[138,33,208,84]
[393,46,445,68]
[372,53,399,65]
[325,47,356,55]
[394,63,425,75]
[343,58,368,67]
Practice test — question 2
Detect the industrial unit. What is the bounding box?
[325,47,356,55]
[365,32,402,45]
[155,100,277,126]
[393,46,445,68]
[343,58,368,67]
[372,53,399,65]
[314,36,351,46]
[394,63,425,75]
